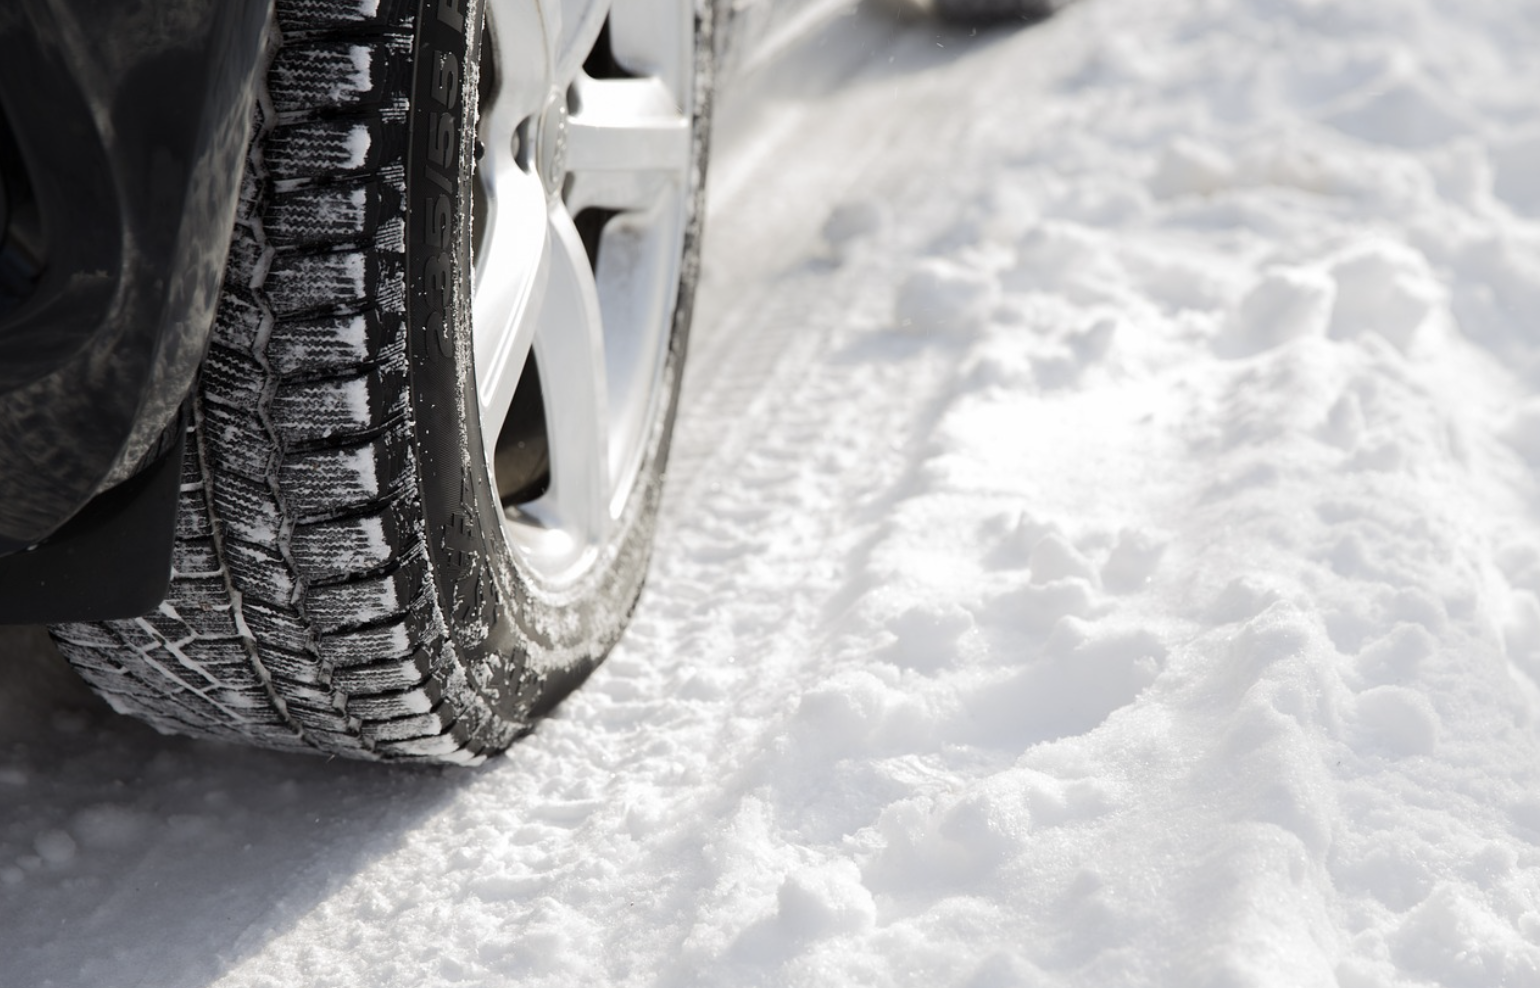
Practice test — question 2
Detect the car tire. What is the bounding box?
[50,0,712,764]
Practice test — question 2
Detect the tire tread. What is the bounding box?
[53,0,467,762]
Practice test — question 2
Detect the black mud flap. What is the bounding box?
[0,437,182,624]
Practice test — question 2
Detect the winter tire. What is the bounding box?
[50,0,713,764]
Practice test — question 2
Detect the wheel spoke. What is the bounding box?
[481,0,555,144]
[564,76,691,214]
[594,196,685,496]
[524,204,610,545]
[606,0,691,97]
[553,0,612,88]
[473,164,549,447]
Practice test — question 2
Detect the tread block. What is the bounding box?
[306,562,418,633]
[162,592,243,638]
[370,254,407,310]
[285,702,357,734]
[345,677,442,720]
[201,344,268,412]
[330,648,432,693]
[173,536,222,577]
[180,694,288,728]
[223,223,267,292]
[291,497,413,581]
[51,621,124,651]
[179,636,256,669]
[265,247,372,316]
[272,361,406,444]
[270,38,412,116]
[280,424,409,517]
[317,616,414,665]
[178,435,204,485]
[375,214,407,254]
[96,677,182,708]
[297,727,375,753]
[166,597,231,640]
[267,117,383,184]
[137,610,198,646]
[212,293,266,355]
[224,724,314,751]
[268,179,382,247]
[243,601,314,656]
[275,0,412,32]
[210,683,285,712]
[258,645,326,685]
[209,471,285,548]
[174,485,215,540]
[54,645,127,679]
[201,403,277,481]
[359,704,454,743]
[104,618,163,653]
[233,156,262,222]
[274,678,340,708]
[224,539,299,604]
[267,308,401,376]
[375,732,482,763]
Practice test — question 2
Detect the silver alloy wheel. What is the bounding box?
[473,0,695,588]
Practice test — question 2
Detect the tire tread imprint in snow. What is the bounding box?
[51,0,478,762]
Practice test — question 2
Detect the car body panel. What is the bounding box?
[0,0,271,553]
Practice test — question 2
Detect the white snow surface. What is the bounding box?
[7,0,1540,984]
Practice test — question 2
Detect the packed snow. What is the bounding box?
[6,0,1540,984]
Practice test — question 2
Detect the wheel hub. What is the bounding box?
[533,89,569,198]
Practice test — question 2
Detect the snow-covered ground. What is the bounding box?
[6,0,1540,983]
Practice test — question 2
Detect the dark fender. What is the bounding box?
[0,0,271,618]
